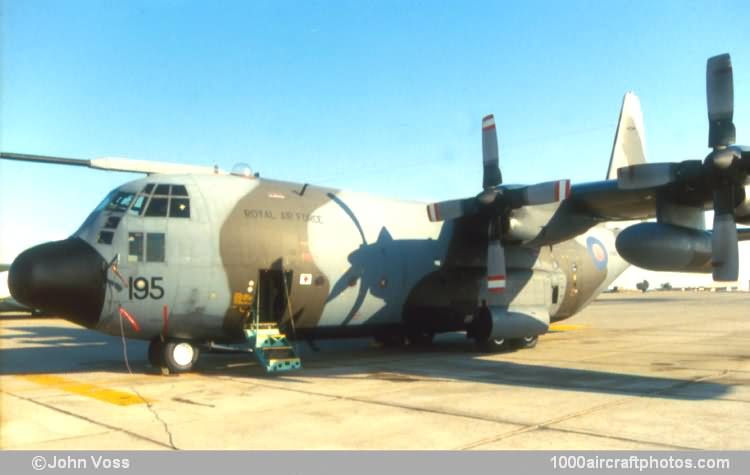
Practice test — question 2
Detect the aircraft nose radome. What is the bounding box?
[8,238,107,328]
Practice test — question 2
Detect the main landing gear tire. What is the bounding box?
[476,337,512,353]
[162,341,200,373]
[511,335,539,349]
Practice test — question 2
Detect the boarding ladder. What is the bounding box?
[244,270,302,373]
[245,323,301,372]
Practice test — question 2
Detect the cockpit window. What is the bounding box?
[98,231,114,245]
[144,197,168,217]
[130,183,191,218]
[169,198,190,218]
[106,191,135,212]
[94,190,117,212]
[104,216,121,229]
[128,194,148,216]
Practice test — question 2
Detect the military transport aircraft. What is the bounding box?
[2,53,749,374]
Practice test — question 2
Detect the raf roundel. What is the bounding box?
[586,236,608,271]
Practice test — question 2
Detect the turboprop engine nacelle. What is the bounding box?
[615,222,712,273]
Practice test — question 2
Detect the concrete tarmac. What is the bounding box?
[1,291,749,450]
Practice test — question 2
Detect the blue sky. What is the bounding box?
[2,0,750,270]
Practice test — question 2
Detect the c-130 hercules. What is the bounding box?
[4,54,750,374]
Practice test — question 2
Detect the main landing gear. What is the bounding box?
[469,309,540,352]
[474,334,539,353]
[148,338,200,373]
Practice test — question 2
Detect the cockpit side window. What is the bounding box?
[146,233,166,262]
[128,232,166,263]
[128,233,144,262]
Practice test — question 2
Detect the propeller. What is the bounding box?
[426,114,570,298]
[617,53,750,281]
[706,54,742,281]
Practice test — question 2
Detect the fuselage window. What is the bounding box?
[143,184,155,194]
[145,197,169,217]
[154,184,171,195]
[169,198,190,218]
[98,231,114,245]
[146,233,166,262]
[128,232,144,262]
[171,185,189,196]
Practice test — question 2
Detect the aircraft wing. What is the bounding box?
[0,152,226,176]
[568,179,662,222]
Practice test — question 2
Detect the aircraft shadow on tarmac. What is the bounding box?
[596,297,694,304]
[0,323,733,402]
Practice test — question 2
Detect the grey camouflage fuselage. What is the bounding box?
[75,173,629,343]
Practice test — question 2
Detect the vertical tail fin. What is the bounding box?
[606,92,647,180]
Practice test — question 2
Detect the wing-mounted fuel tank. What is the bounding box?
[615,222,713,273]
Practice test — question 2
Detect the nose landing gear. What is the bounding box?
[148,338,200,373]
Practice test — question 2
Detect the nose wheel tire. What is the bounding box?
[162,341,199,373]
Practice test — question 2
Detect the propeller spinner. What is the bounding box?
[426,114,570,297]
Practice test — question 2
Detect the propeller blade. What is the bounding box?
[487,239,506,294]
[482,114,502,189]
[426,198,477,222]
[711,188,739,281]
[707,53,736,148]
[520,179,571,205]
